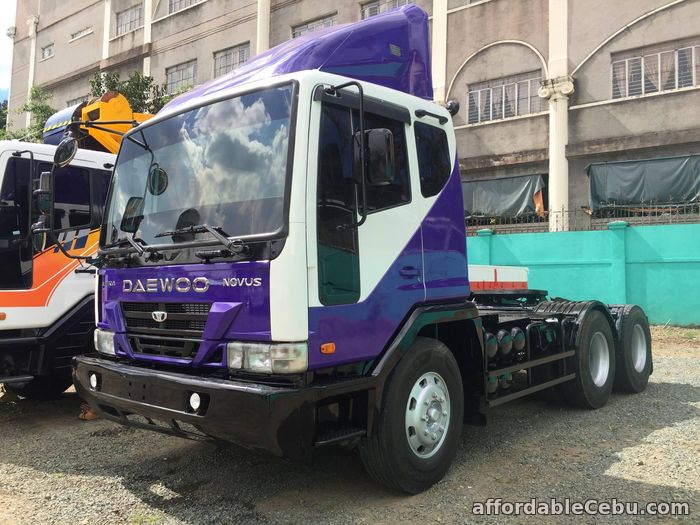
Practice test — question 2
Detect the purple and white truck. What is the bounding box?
[40,6,652,493]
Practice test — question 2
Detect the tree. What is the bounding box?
[5,86,57,142]
[0,99,7,130]
[89,71,174,114]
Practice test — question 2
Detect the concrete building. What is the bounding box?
[6,0,700,229]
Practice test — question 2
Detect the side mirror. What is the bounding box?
[54,136,78,168]
[35,171,53,215]
[366,128,395,186]
[119,196,144,233]
[354,128,396,187]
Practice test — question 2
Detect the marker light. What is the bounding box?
[94,328,116,356]
[226,342,308,374]
[0,312,6,321]
[321,342,336,355]
[189,392,201,412]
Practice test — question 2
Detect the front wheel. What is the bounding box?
[5,375,73,400]
[359,337,464,493]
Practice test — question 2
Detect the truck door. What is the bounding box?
[307,89,426,365]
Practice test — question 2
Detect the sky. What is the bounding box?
[0,1,17,102]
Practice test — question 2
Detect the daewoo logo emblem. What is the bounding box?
[152,311,167,323]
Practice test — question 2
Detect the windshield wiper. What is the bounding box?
[102,235,147,255]
[154,224,247,254]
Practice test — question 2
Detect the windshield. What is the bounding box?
[102,83,295,248]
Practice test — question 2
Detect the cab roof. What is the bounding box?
[164,5,432,113]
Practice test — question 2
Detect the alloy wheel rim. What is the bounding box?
[631,324,647,373]
[405,372,451,458]
[589,331,611,387]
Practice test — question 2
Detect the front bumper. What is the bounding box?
[73,355,372,458]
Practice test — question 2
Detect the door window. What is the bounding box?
[415,121,451,198]
[0,157,32,289]
[362,112,411,213]
[52,165,92,230]
[317,103,361,305]
[0,158,31,240]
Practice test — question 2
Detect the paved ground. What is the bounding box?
[0,326,698,524]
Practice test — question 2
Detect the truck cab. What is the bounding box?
[0,141,113,397]
[70,6,652,493]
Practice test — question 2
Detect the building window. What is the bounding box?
[292,14,336,38]
[361,0,408,19]
[168,0,202,14]
[467,71,544,124]
[165,60,197,94]
[116,4,143,36]
[214,43,250,77]
[612,44,700,99]
[66,95,89,107]
[70,26,93,41]
[41,43,54,60]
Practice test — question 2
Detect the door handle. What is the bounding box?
[399,266,421,278]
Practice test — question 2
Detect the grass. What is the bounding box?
[129,513,166,525]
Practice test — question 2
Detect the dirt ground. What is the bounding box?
[0,326,698,525]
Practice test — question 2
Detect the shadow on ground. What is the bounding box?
[1,377,698,524]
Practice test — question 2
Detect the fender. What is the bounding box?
[360,301,482,431]
[533,299,618,348]
[371,300,481,377]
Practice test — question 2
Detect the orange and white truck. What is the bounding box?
[0,93,151,398]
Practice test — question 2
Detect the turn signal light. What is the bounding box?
[321,342,336,355]
[0,312,5,321]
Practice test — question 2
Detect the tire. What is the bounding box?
[614,305,652,393]
[359,337,464,494]
[5,375,73,400]
[562,310,615,409]
[530,363,565,405]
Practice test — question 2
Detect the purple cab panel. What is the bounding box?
[308,230,424,370]
[422,159,470,302]
[164,5,433,112]
[307,165,469,370]
[98,262,271,367]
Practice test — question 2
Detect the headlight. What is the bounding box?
[226,342,307,374]
[94,328,116,356]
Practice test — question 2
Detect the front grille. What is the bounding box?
[121,301,211,338]
[128,335,199,359]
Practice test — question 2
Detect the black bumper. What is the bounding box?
[74,355,372,458]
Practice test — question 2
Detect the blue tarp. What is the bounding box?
[587,155,700,210]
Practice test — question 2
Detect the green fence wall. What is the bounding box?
[467,222,700,326]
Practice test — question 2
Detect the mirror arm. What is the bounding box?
[32,227,92,262]
[81,121,138,137]
[123,234,145,255]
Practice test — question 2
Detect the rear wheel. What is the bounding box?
[614,305,652,393]
[562,310,615,409]
[5,375,73,400]
[359,337,464,493]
